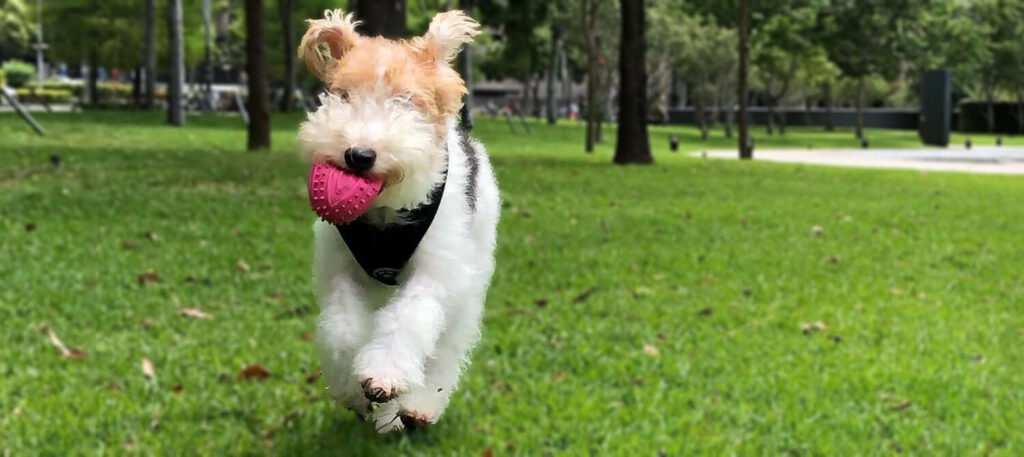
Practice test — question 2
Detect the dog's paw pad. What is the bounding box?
[398,410,433,431]
[361,378,398,403]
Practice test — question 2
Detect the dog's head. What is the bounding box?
[297,10,479,211]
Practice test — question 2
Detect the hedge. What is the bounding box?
[15,88,74,103]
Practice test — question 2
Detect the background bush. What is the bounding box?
[1,61,36,88]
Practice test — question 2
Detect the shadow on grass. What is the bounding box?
[272,410,449,456]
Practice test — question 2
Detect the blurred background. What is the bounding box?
[2,1,1024,455]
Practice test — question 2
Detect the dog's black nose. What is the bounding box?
[344,147,376,173]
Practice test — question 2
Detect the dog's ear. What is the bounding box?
[417,10,480,65]
[298,10,361,81]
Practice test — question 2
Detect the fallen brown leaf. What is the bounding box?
[106,382,124,392]
[239,364,271,381]
[142,357,156,379]
[46,328,87,360]
[178,307,213,320]
[811,225,825,236]
[25,222,37,232]
[305,367,322,384]
[137,270,161,286]
[481,449,494,457]
[800,321,828,334]
[572,286,600,304]
[642,344,659,357]
[236,260,251,272]
[534,298,549,308]
[300,333,313,341]
[171,384,184,394]
[889,400,913,411]
[697,307,714,316]
[121,239,138,250]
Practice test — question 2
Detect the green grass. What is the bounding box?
[1,111,1023,456]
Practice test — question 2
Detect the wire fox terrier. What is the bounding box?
[297,10,499,432]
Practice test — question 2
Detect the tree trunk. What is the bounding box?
[724,107,734,138]
[458,0,474,130]
[855,74,865,139]
[585,49,598,153]
[778,106,787,135]
[737,0,751,159]
[278,0,296,112]
[694,94,708,141]
[613,0,652,165]
[144,0,156,109]
[823,81,834,131]
[167,0,185,126]
[133,67,142,107]
[354,0,407,39]
[87,54,99,106]
[1017,93,1024,134]
[985,92,995,133]
[546,24,561,125]
[245,0,271,150]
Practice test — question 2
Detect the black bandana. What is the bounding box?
[333,167,447,286]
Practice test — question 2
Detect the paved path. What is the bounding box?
[702,147,1024,175]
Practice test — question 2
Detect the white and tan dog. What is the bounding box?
[297,10,499,432]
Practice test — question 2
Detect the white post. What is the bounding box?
[35,0,47,87]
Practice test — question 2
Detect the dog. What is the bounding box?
[296,10,499,433]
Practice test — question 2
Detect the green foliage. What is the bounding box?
[0,0,35,56]
[14,87,73,103]
[1,60,34,88]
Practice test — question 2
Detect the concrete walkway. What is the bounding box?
[702,147,1024,175]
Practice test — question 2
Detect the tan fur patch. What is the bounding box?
[299,10,480,137]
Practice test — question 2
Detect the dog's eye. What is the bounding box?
[338,90,350,102]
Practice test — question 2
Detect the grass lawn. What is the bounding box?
[2,111,1023,456]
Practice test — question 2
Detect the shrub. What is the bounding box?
[2,61,36,88]
[16,88,73,104]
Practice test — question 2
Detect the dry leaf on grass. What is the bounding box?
[534,298,549,308]
[305,367,322,384]
[811,225,825,236]
[171,384,184,394]
[178,308,213,319]
[642,344,659,357]
[481,449,494,457]
[137,270,161,286]
[235,260,251,272]
[46,328,87,360]
[239,364,271,381]
[889,400,913,411]
[141,357,156,379]
[800,321,828,334]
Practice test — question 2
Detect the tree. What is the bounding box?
[277,0,296,112]
[144,0,156,109]
[245,0,271,150]
[0,0,34,62]
[614,0,652,165]
[737,0,751,158]
[751,4,816,136]
[820,0,925,138]
[651,9,735,140]
[354,0,407,38]
[168,0,185,125]
[561,0,615,152]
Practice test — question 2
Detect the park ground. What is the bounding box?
[1,112,1023,455]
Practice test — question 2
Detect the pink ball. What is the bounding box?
[308,162,383,224]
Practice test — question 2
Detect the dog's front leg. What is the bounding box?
[353,274,446,403]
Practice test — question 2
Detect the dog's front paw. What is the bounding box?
[360,377,401,403]
[398,410,435,431]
